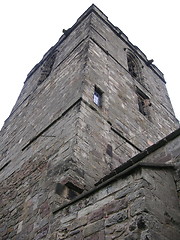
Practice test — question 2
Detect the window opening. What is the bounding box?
[38,51,57,85]
[127,51,143,84]
[136,88,151,119]
[127,57,138,78]
[93,86,103,107]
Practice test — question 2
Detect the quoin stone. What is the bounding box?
[0,4,180,240]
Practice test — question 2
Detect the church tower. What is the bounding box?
[0,5,179,240]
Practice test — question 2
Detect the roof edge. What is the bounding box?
[96,127,180,185]
[53,162,175,214]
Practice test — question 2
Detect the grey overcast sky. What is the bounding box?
[0,0,179,129]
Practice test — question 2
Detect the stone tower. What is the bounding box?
[0,5,179,240]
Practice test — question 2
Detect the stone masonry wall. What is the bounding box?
[83,13,179,148]
[0,15,91,181]
[74,11,179,183]
[1,5,179,184]
[49,166,180,240]
[0,5,180,240]
[0,103,83,239]
[1,130,180,239]
[89,11,177,127]
[141,129,180,205]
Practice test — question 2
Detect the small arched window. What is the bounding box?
[38,51,57,85]
[127,51,143,84]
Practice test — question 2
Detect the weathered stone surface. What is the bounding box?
[83,219,104,237]
[0,4,179,240]
[105,210,128,227]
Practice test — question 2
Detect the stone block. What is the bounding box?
[130,199,147,217]
[34,225,49,240]
[105,198,128,215]
[83,219,104,237]
[68,216,87,231]
[78,195,114,218]
[115,186,132,199]
[60,213,77,224]
[17,221,23,234]
[88,207,105,223]
[84,230,105,240]
[105,210,128,227]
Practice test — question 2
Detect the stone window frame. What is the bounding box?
[37,51,57,85]
[136,87,152,120]
[93,86,103,107]
[126,50,144,85]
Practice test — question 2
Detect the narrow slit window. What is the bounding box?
[136,88,151,119]
[93,87,103,107]
[127,57,137,78]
